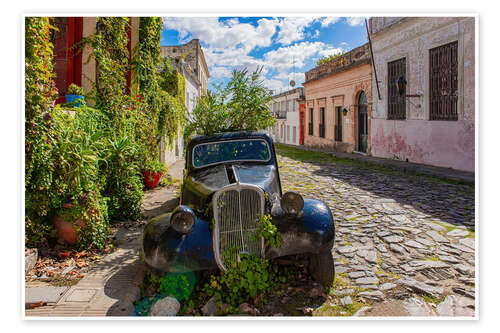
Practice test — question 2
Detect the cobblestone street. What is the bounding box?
[276,145,476,316]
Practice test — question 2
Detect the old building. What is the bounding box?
[303,43,372,153]
[51,17,140,104]
[161,39,210,94]
[160,39,210,165]
[369,17,475,172]
[268,87,305,146]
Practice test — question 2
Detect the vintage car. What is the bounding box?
[142,131,335,286]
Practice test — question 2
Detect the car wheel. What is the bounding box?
[309,249,335,288]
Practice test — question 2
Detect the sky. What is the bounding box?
[161,16,367,94]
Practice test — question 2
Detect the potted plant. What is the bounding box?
[52,203,87,245]
[65,83,85,107]
[142,159,167,189]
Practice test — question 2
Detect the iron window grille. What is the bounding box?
[319,107,325,138]
[335,107,342,142]
[308,108,314,135]
[429,41,458,121]
[387,57,407,120]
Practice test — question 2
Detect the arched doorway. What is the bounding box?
[358,91,368,153]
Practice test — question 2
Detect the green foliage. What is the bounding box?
[25,105,111,248]
[184,67,275,137]
[135,19,186,159]
[25,17,58,244]
[316,51,345,66]
[25,16,185,248]
[67,83,84,95]
[144,159,167,173]
[200,254,289,308]
[158,270,196,301]
[135,17,162,164]
[157,59,187,147]
[256,214,282,248]
[90,17,131,130]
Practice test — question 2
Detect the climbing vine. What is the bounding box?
[256,214,282,249]
[136,17,163,163]
[25,17,59,244]
[157,57,187,148]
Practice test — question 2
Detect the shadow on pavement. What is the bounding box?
[276,147,475,229]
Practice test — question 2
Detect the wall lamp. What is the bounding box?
[397,76,422,98]
[397,76,422,108]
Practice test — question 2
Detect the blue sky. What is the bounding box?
[161,17,367,93]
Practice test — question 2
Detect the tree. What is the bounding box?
[185,67,275,137]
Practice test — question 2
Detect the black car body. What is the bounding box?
[142,131,335,285]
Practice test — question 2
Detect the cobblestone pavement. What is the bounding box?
[276,146,476,317]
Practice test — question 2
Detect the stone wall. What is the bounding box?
[369,17,475,172]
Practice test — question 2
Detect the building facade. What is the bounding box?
[303,44,372,153]
[160,39,210,165]
[51,17,140,104]
[161,39,210,93]
[369,17,475,172]
[268,87,304,146]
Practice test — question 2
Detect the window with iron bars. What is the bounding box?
[335,106,342,142]
[429,41,458,121]
[387,57,406,120]
[308,108,314,135]
[319,107,325,138]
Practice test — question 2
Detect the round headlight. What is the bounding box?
[171,210,195,233]
[281,191,304,215]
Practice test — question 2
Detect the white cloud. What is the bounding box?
[209,66,233,79]
[162,17,347,87]
[320,17,341,27]
[275,71,305,85]
[163,17,278,54]
[163,17,278,80]
[263,79,287,94]
[263,41,343,72]
[275,17,317,45]
[346,17,366,26]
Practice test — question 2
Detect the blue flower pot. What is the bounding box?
[65,94,84,107]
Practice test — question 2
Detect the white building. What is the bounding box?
[269,87,304,146]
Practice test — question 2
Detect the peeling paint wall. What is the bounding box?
[370,17,475,172]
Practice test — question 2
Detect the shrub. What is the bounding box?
[184,67,275,137]
[102,133,144,221]
[67,83,84,95]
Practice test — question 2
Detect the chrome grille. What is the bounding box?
[213,183,265,271]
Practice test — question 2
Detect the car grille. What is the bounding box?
[212,183,265,271]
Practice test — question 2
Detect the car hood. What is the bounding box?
[189,163,281,197]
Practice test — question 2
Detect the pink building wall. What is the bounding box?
[303,44,372,153]
[370,17,475,172]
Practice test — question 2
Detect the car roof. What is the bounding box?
[187,131,272,148]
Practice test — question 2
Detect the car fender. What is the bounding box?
[266,198,335,258]
[142,211,216,273]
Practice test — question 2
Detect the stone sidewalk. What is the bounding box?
[280,144,475,184]
[25,160,184,317]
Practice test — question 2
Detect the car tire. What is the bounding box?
[309,249,335,288]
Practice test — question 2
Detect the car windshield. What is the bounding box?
[192,139,271,168]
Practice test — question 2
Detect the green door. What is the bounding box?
[358,91,368,153]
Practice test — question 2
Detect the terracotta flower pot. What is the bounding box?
[142,170,162,189]
[53,203,86,245]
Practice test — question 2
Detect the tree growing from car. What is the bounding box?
[185,67,276,137]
